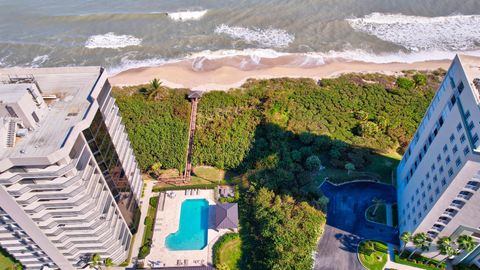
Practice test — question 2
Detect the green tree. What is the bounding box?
[354,110,369,121]
[91,253,101,267]
[104,258,113,268]
[305,155,321,171]
[413,73,427,86]
[399,231,412,257]
[291,150,302,162]
[345,162,355,174]
[358,122,379,137]
[408,233,431,259]
[396,77,415,90]
[456,234,476,253]
[436,237,456,268]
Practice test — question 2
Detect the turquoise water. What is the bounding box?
[166,199,209,250]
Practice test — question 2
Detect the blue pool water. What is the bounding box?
[166,199,209,250]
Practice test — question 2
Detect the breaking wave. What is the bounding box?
[347,13,480,51]
[167,10,208,21]
[214,24,295,48]
[85,32,142,49]
[31,55,49,67]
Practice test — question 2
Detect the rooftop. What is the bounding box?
[458,54,480,87]
[215,203,238,229]
[0,66,104,161]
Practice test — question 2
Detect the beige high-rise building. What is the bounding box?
[397,55,480,266]
[0,67,143,269]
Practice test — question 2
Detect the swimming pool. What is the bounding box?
[165,199,209,250]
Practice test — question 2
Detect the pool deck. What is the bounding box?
[145,189,231,268]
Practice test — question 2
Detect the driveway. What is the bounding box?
[314,181,399,270]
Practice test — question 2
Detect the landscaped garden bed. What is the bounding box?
[357,240,388,270]
[394,251,446,270]
[138,196,159,259]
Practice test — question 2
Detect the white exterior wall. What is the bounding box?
[0,67,143,269]
[397,55,480,257]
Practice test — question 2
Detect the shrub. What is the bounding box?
[413,73,427,86]
[396,77,415,90]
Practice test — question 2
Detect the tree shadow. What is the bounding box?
[229,122,400,269]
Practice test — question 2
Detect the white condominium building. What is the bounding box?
[397,55,480,265]
[0,67,143,269]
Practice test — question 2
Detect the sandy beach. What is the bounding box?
[109,57,453,91]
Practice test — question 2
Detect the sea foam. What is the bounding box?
[31,55,49,67]
[167,10,208,21]
[348,13,480,51]
[214,24,294,48]
[85,32,142,49]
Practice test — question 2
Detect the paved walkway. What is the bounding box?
[129,180,155,267]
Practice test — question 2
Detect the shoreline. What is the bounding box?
[109,58,453,91]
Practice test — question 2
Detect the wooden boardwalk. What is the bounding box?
[158,92,201,184]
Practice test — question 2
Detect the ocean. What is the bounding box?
[0,0,480,74]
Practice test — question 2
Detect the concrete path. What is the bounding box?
[129,180,155,267]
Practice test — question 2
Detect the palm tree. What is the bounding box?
[372,197,385,216]
[150,78,161,90]
[408,232,431,259]
[90,253,102,269]
[426,236,450,264]
[104,257,113,269]
[436,238,457,268]
[399,231,412,257]
[456,235,476,254]
[147,78,163,100]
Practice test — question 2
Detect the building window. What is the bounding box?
[422,191,426,198]
[435,187,440,194]
[433,175,438,182]
[458,81,464,93]
[427,184,432,190]
[448,168,454,177]
[455,158,461,167]
[423,204,427,211]
[473,133,479,144]
[460,134,466,143]
[457,123,463,131]
[468,121,474,131]
[439,166,444,173]
[417,200,420,206]
[443,144,448,153]
[31,111,40,123]
[416,188,419,195]
[442,177,447,186]
[421,181,425,188]
[446,155,451,164]
[453,145,458,154]
[429,196,434,203]
[426,172,430,179]
[465,110,470,120]
[437,154,442,162]
[450,134,455,142]
[431,164,436,172]
[464,146,470,156]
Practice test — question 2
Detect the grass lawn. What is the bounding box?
[0,246,19,270]
[213,233,242,270]
[358,240,388,270]
[315,152,400,186]
[193,166,226,182]
[365,204,387,224]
